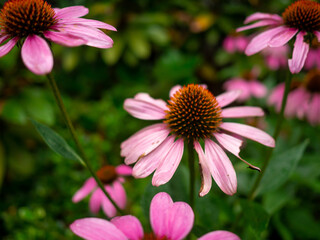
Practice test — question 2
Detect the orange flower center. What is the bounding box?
[143,233,169,240]
[96,166,118,185]
[304,69,320,93]
[282,0,320,32]
[0,0,57,38]
[164,84,222,141]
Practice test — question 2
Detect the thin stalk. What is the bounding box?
[46,73,124,215]
[248,71,292,200]
[187,142,195,209]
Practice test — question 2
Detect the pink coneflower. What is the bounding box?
[121,84,275,196]
[269,69,320,125]
[70,192,240,240]
[223,68,267,102]
[72,165,132,218]
[304,37,320,70]
[237,0,320,74]
[223,35,249,53]
[0,0,116,75]
[261,45,289,70]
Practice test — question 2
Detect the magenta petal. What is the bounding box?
[70,217,127,240]
[216,90,241,108]
[244,12,282,24]
[0,37,18,57]
[204,139,237,195]
[111,216,144,240]
[237,19,279,32]
[268,28,298,47]
[72,177,97,202]
[199,230,241,240]
[194,141,212,196]
[89,189,104,214]
[54,6,89,19]
[109,181,127,209]
[0,34,9,44]
[21,35,53,75]
[307,94,320,126]
[101,194,117,218]
[220,122,275,147]
[288,31,309,74]
[152,138,184,186]
[250,81,267,98]
[44,31,87,47]
[221,106,264,118]
[59,18,116,31]
[116,165,132,176]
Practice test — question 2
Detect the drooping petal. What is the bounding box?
[221,106,264,118]
[72,177,97,202]
[152,138,184,186]
[21,35,53,75]
[44,31,87,47]
[58,18,117,31]
[194,141,212,196]
[237,19,280,32]
[54,6,89,19]
[244,12,282,24]
[199,230,241,240]
[101,193,117,218]
[89,189,104,214]
[268,28,298,47]
[288,31,309,74]
[0,37,18,57]
[216,90,241,108]
[111,216,144,240]
[116,165,132,176]
[204,139,237,195]
[109,181,127,209]
[70,218,127,240]
[220,122,275,147]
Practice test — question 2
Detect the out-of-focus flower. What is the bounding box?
[237,0,320,74]
[121,84,275,196]
[261,45,289,70]
[72,165,132,218]
[223,68,267,102]
[70,192,240,240]
[268,69,320,125]
[223,35,249,53]
[0,0,116,75]
[305,37,320,70]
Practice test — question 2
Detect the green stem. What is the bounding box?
[248,71,292,200]
[46,73,124,215]
[187,142,195,210]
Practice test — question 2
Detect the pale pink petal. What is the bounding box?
[44,31,87,47]
[152,138,184,186]
[216,90,241,108]
[133,136,175,178]
[221,106,264,118]
[70,218,127,240]
[150,192,173,238]
[0,37,18,57]
[54,6,89,19]
[285,88,306,117]
[194,141,212,196]
[116,165,132,176]
[268,28,298,47]
[101,194,117,218]
[21,35,53,75]
[288,31,309,74]
[307,94,320,125]
[223,79,250,102]
[220,122,275,147]
[111,216,144,240]
[89,189,104,214]
[199,230,241,240]
[268,83,285,112]
[249,81,267,98]
[58,18,116,31]
[237,19,280,32]
[169,85,182,98]
[72,177,97,202]
[109,181,127,209]
[244,12,282,24]
[204,139,237,195]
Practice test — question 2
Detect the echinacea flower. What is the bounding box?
[268,69,320,125]
[72,165,132,218]
[261,46,289,70]
[70,192,240,240]
[237,0,320,74]
[121,84,275,196]
[223,35,249,53]
[304,37,320,70]
[0,0,116,75]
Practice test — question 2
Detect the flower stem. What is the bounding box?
[187,142,195,210]
[248,71,292,200]
[46,73,124,215]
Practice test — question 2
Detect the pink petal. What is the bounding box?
[244,12,282,24]
[285,88,306,117]
[70,218,127,240]
[307,94,320,126]
[268,28,298,47]
[89,189,104,214]
[194,141,212,196]
[44,31,87,47]
[152,138,184,186]
[109,181,127,209]
[72,177,97,202]
[101,193,117,218]
[0,37,18,57]
[199,230,241,240]
[21,35,53,75]
[0,34,10,45]
[223,79,251,102]
[204,139,237,195]
[111,216,144,240]
[237,19,279,32]
[169,85,182,98]
[221,106,264,118]
[245,26,288,56]
[268,83,285,112]
[216,90,241,108]
[288,31,309,74]
[116,165,132,176]
[54,6,89,19]
[220,122,275,147]
[58,18,116,31]
[249,81,267,98]
[124,93,168,120]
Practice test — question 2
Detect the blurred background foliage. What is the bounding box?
[1,0,320,239]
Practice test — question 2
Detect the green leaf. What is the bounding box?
[30,119,84,165]
[257,139,309,195]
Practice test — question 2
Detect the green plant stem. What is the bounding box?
[248,71,292,200]
[46,73,124,215]
[188,142,195,210]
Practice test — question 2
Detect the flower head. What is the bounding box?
[0,0,116,75]
[237,0,320,74]
[72,165,132,218]
[70,192,240,240]
[261,45,289,70]
[121,84,275,196]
